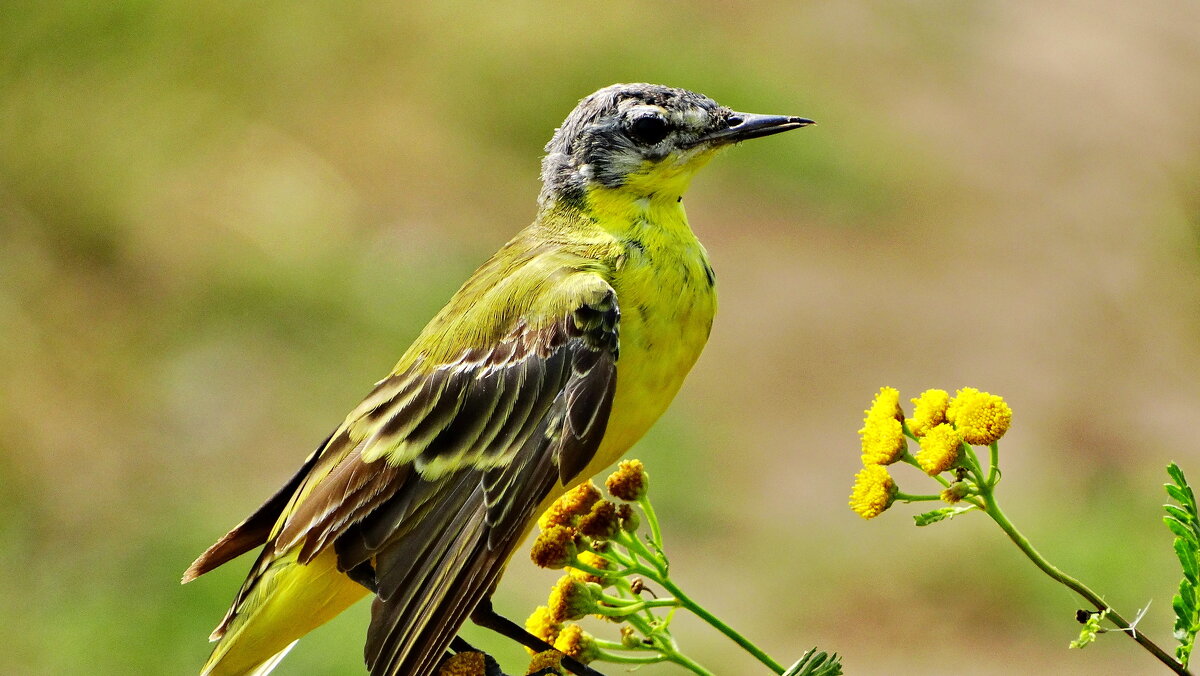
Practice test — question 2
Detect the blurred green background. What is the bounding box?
[3,1,1200,674]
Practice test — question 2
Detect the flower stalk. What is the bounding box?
[850,385,1192,675]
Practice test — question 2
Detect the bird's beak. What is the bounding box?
[701,112,815,145]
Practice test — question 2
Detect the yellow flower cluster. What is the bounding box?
[606,459,648,501]
[859,386,906,465]
[851,385,1015,518]
[849,465,897,519]
[916,423,961,476]
[908,389,949,436]
[850,387,907,518]
[947,387,1012,445]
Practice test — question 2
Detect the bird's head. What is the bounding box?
[539,83,812,208]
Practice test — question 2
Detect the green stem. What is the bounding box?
[980,491,1190,675]
[639,495,665,551]
[620,611,714,676]
[987,441,999,486]
[656,576,785,674]
[667,650,717,676]
[593,650,670,665]
[618,530,668,577]
[900,453,952,488]
[895,492,943,503]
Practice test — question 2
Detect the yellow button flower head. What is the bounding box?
[525,651,565,675]
[948,388,1012,445]
[908,389,950,437]
[525,605,562,650]
[606,459,648,501]
[547,575,599,623]
[437,651,495,676]
[917,423,962,475]
[859,386,906,465]
[567,550,612,585]
[538,482,603,530]
[578,499,621,540]
[553,624,600,664]
[530,525,579,569]
[849,464,897,519]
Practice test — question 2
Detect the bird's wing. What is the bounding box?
[343,275,619,676]
[190,264,619,674]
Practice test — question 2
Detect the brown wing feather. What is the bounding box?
[357,289,619,676]
[187,272,619,674]
[182,429,337,583]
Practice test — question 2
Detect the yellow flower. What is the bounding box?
[859,387,906,465]
[525,605,562,651]
[547,575,598,623]
[949,388,1012,445]
[437,651,492,676]
[917,423,962,475]
[870,386,904,420]
[849,464,897,519]
[538,482,603,530]
[606,459,648,501]
[525,651,565,675]
[567,550,612,585]
[909,389,950,436]
[553,624,600,664]
[578,500,621,540]
[530,525,579,569]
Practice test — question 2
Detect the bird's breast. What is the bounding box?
[585,226,717,475]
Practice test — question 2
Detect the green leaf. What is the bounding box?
[1170,463,1188,489]
[913,505,975,526]
[784,649,843,676]
[1182,582,1197,613]
[1177,539,1199,583]
[1166,516,1199,544]
[1167,485,1195,509]
[1166,504,1193,524]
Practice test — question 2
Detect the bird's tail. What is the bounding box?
[200,546,368,676]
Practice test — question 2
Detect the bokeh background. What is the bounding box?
[3,1,1200,674]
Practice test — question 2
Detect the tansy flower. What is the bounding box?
[539,482,603,530]
[526,651,565,675]
[437,651,497,676]
[606,459,648,501]
[849,464,897,519]
[949,388,1012,445]
[547,575,598,623]
[917,423,962,476]
[567,550,612,585]
[525,605,562,650]
[578,500,621,540]
[530,525,579,569]
[859,387,906,465]
[909,389,950,436]
[553,624,600,664]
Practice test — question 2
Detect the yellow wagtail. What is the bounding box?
[184,83,812,676]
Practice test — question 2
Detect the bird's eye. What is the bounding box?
[627,115,671,145]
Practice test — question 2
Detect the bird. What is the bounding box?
[183,82,812,676]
